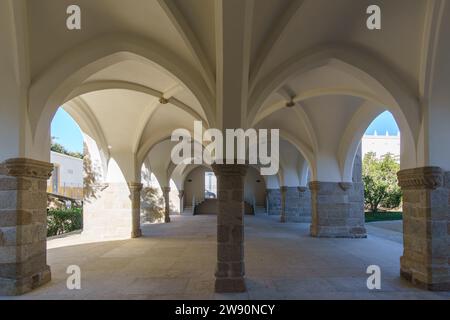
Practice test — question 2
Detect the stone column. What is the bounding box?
[0,158,53,295]
[178,190,184,215]
[162,187,171,223]
[297,186,312,223]
[309,181,366,238]
[128,182,143,238]
[266,188,281,215]
[212,164,248,293]
[397,167,450,291]
[280,186,287,223]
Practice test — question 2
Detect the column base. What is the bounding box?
[310,225,367,238]
[164,215,171,223]
[215,277,246,293]
[0,265,51,296]
[280,216,286,223]
[401,267,450,291]
[131,228,142,238]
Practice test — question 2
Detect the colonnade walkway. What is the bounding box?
[4,215,449,300]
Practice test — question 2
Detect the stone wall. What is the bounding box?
[82,182,134,240]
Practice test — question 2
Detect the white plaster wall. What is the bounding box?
[244,167,266,206]
[169,179,180,214]
[183,166,208,206]
[50,151,83,186]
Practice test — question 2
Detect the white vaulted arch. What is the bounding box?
[248,45,419,172]
[29,33,215,161]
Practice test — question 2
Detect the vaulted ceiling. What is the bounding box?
[14,0,447,181]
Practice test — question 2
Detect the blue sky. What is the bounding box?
[365,111,399,136]
[51,108,400,154]
[51,109,84,153]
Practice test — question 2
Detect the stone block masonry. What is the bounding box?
[286,187,311,222]
[397,167,450,291]
[82,182,135,240]
[0,158,53,295]
[267,187,311,222]
[309,181,367,238]
[212,164,247,293]
[267,189,281,216]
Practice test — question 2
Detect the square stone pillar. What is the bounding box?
[212,164,248,293]
[397,167,450,291]
[266,188,281,215]
[178,190,184,215]
[128,182,143,238]
[297,186,312,223]
[162,187,171,223]
[309,181,366,238]
[280,186,312,222]
[0,158,53,295]
[280,186,287,223]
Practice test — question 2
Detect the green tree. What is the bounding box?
[141,187,165,223]
[362,152,402,213]
[83,142,104,202]
[51,137,84,159]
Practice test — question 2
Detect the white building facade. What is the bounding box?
[362,132,401,160]
[47,151,83,199]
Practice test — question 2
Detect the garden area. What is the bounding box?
[363,152,403,223]
[47,207,83,237]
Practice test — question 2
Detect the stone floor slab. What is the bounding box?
[1,215,448,300]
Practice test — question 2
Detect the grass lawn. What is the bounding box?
[365,211,402,223]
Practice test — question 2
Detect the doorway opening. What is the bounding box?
[204,171,217,199]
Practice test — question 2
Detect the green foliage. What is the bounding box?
[141,187,165,223]
[83,142,104,202]
[362,152,402,213]
[365,211,402,222]
[51,137,83,159]
[47,208,83,237]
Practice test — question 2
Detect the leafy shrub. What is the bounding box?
[141,187,165,223]
[365,211,402,222]
[47,208,83,237]
[363,152,402,213]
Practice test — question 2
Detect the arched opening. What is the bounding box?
[47,107,84,240]
[361,110,404,248]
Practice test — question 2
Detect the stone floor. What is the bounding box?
[3,215,450,300]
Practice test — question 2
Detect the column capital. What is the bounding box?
[178,189,185,197]
[308,181,321,191]
[280,186,288,192]
[397,167,443,190]
[127,182,143,192]
[338,182,352,191]
[212,163,248,176]
[308,181,353,191]
[162,186,171,194]
[0,158,53,180]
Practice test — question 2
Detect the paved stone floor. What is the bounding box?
[3,215,450,300]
